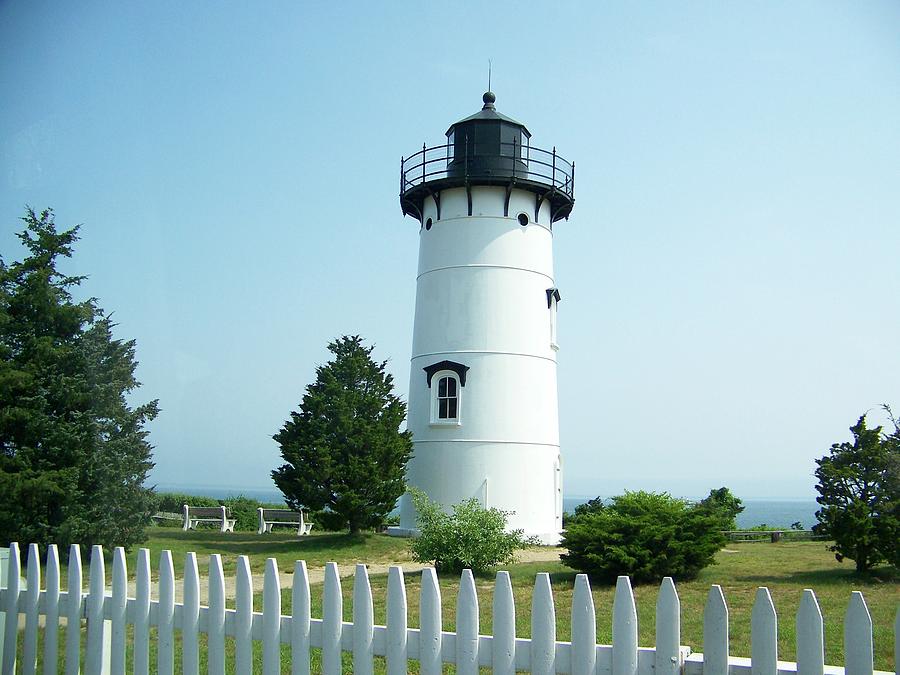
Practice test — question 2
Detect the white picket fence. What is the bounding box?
[1,542,897,675]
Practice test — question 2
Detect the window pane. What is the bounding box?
[438,378,447,397]
[448,399,457,419]
[439,399,448,419]
[447,377,457,396]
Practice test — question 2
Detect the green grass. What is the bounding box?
[127,527,412,577]
[273,542,896,671]
[13,529,899,672]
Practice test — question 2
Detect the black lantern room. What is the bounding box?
[400,92,575,223]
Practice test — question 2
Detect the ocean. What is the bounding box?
[157,484,820,530]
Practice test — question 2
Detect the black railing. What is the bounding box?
[400,141,575,200]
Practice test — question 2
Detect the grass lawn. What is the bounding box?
[125,528,899,670]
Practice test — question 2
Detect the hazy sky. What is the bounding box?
[2,2,898,500]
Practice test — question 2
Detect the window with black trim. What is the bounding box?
[437,375,458,420]
[423,360,468,425]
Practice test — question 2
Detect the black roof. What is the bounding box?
[445,92,531,138]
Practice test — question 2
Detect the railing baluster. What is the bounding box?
[263,558,282,675]
[531,572,556,675]
[493,571,516,675]
[655,577,680,675]
[43,545,60,675]
[385,566,407,675]
[22,543,40,675]
[419,568,442,675]
[353,564,374,675]
[323,562,343,675]
[751,587,777,675]
[571,574,596,675]
[292,560,311,675]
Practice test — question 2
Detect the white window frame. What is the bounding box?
[430,370,462,426]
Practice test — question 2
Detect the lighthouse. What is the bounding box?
[396,92,574,545]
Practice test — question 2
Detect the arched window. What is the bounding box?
[436,374,459,421]
[423,360,469,426]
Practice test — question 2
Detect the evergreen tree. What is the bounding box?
[0,207,158,552]
[813,412,898,572]
[272,335,413,534]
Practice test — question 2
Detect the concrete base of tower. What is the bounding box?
[385,526,416,538]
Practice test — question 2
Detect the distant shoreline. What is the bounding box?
[153,483,821,530]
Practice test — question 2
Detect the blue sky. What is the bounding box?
[2,1,898,499]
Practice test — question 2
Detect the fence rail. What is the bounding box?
[1,542,896,675]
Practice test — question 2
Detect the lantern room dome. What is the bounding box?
[400,92,574,223]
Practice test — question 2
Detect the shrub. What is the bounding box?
[152,492,219,513]
[560,491,725,584]
[408,490,536,575]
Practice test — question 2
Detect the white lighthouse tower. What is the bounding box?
[396,92,575,545]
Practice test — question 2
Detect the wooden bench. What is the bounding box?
[151,511,182,524]
[182,505,236,533]
[257,508,313,535]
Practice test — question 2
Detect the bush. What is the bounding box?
[560,491,725,584]
[152,492,220,513]
[408,490,536,575]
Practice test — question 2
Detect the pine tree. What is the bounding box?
[0,207,158,552]
[272,335,413,534]
[813,413,898,572]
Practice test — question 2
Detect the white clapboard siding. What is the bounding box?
[0,543,897,675]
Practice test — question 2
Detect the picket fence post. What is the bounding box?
[751,587,778,675]
[385,566,407,675]
[1,542,20,675]
[292,560,311,675]
[493,570,517,675]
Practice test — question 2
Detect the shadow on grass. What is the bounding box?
[146,529,382,558]
[734,565,898,586]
